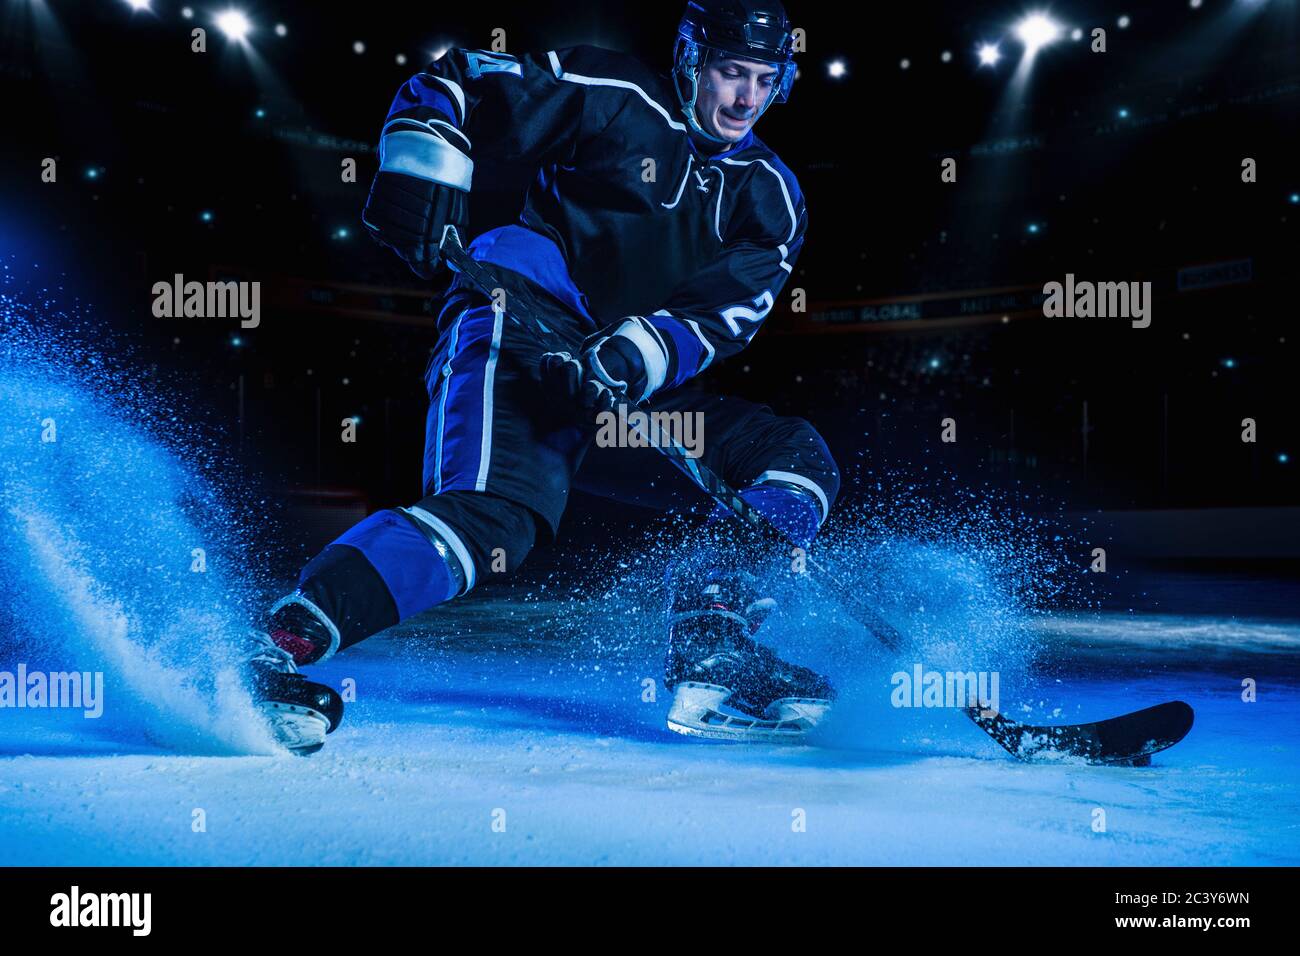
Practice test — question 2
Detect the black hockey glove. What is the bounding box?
[539,318,658,418]
[362,120,472,279]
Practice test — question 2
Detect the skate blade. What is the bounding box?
[259,701,330,755]
[666,682,830,743]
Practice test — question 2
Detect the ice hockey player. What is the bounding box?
[245,0,839,752]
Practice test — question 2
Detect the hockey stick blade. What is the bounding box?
[967,700,1195,766]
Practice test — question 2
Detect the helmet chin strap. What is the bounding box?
[680,70,731,145]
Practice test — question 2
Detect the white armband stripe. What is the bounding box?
[424,73,467,123]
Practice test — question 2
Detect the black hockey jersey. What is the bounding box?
[382,45,808,395]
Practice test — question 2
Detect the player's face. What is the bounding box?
[695,56,779,142]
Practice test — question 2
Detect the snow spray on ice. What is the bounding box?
[0,266,276,754]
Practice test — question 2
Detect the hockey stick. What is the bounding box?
[436,227,1193,763]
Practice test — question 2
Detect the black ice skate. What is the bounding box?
[664,573,834,742]
[243,599,344,755]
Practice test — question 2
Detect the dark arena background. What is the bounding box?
[0,0,1297,909]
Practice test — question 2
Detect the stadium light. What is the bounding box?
[216,9,252,43]
[1014,13,1062,55]
[827,59,847,79]
[977,43,1001,67]
[123,0,151,10]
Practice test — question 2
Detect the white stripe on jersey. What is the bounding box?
[720,156,799,243]
[662,155,695,210]
[547,51,690,134]
[711,168,726,241]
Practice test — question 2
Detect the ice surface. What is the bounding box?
[3,598,1298,866]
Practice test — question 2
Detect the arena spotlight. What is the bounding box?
[123,0,151,11]
[1014,13,1062,55]
[827,59,848,78]
[977,43,1002,67]
[215,9,252,43]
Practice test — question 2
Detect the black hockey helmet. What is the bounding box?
[673,0,798,142]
